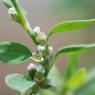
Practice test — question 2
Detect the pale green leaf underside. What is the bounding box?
[2,0,13,8]
[56,44,95,57]
[48,19,95,37]
[5,74,35,93]
[0,42,32,64]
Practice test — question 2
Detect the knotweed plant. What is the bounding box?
[1,0,95,95]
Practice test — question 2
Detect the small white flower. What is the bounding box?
[33,26,47,44]
[37,45,45,51]
[36,64,45,74]
[32,52,36,55]
[49,46,53,52]
[33,26,41,34]
[40,57,44,61]
[27,63,36,71]
[8,7,17,15]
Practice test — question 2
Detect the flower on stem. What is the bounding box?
[46,46,54,61]
[27,63,36,79]
[34,64,45,83]
[8,7,16,15]
[49,46,53,52]
[37,45,45,52]
[31,52,44,62]
[33,26,47,45]
[8,7,19,22]
[33,26,41,34]
[27,63,36,71]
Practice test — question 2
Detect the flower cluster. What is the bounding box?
[26,26,54,89]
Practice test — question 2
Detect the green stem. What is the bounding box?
[11,0,38,45]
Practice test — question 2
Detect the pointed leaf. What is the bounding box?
[0,42,32,64]
[5,74,36,93]
[66,54,78,80]
[2,0,13,8]
[55,44,95,57]
[48,19,95,37]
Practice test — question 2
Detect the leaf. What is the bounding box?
[48,19,95,37]
[5,74,36,94]
[0,42,32,64]
[67,68,86,89]
[2,0,13,8]
[66,54,78,80]
[74,69,95,95]
[55,44,95,57]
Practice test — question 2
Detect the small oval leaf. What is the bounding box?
[0,42,32,64]
[48,19,95,37]
[55,44,95,57]
[5,74,36,93]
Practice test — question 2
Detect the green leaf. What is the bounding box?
[66,54,78,80]
[55,44,95,57]
[67,68,86,90]
[5,74,36,94]
[74,69,95,95]
[0,42,32,64]
[2,0,13,8]
[48,19,95,37]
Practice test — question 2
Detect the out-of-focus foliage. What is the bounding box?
[52,0,95,11]
[74,69,95,95]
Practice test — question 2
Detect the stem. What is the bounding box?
[11,0,38,45]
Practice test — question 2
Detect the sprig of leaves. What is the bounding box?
[1,0,95,95]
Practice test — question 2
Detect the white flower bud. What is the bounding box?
[8,7,17,15]
[47,46,54,60]
[33,26,47,44]
[36,64,45,74]
[37,45,45,51]
[40,57,44,61]
[49,46,53,52]
[37,32,47,44]
[8,7,20,22]
[27,63,36,71]
[33,26,41,34]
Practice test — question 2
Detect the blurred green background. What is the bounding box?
[0,0,95,94]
